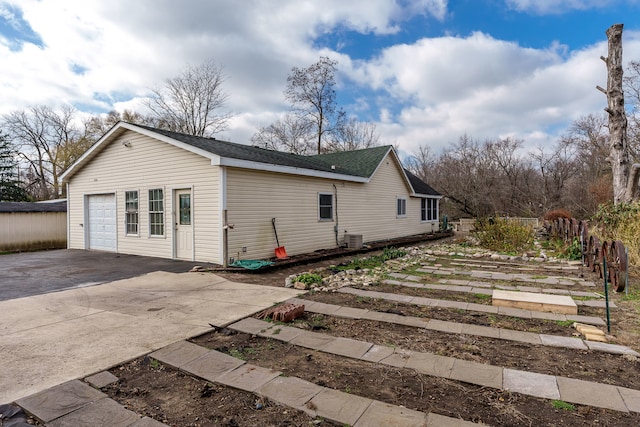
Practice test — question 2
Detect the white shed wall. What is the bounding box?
[0,212,67,251]
[66,130,221,263]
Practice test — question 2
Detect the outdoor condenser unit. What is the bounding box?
[344,234,363,249]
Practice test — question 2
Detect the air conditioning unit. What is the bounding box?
[344,234,363,249]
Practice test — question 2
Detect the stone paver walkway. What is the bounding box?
[415,266,596,287]
[384,277,615,308]
[228,317,640,414]
[336,286,606,326]
[287,297,638,356]
[148,340,484,427]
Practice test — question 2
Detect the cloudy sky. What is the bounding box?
[1,0,640,159]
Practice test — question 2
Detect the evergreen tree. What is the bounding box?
[0,132,28,201]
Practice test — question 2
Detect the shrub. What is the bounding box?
[294,272,323,286]
[563,238,582,261]
[544,209,572,221]
[473,217,535,253]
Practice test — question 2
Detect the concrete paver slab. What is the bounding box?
[84,371,119,389]
[227,317,272,335]
[334,306,368,319]
[566,315,606,326]
[259,325,304,342]
[15,380,105,423]
[427,319,463,334]
[394,316,429,328]
[465,303,499,314]
[47,397,140,427]
[354,400,427,427]
[471,288,493,295]
[498,329,541,345]
[149,340,212,369]
[584,341,640,356]
[557,377,629,412]
[181,350,245,382]
[290,331,337,350]
[539,334,588,350]
[405,352,455,378]
[322,337,373,359]
[256,376,323,410]
[435,300,468,309]
[460,324,500,339]
[216,364,282,392]
[502,369,560,399]
[381,349,413,368]
[410,297,439,306]
[306,301,342,315]
[497,306,532,318]
[308,388,373,426]
[618,387,640,413]
[529,311,565,321]
[360,344,396,363]
[450,360,503,389]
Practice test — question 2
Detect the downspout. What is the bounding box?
[333,184,339,247]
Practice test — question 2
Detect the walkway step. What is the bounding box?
[288,298,638,356]
[384,279,613,307]
[148,340,484,427]
[15,379,169,426]
[227,318,640,414]
[336,287,606,326]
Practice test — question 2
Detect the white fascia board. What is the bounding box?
[218,157,369,183]
[411,193,443,198]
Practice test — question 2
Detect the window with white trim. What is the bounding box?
[396,197,407,217]
[149,188,164,236]
[318,193,333,220]
[421,198,438,221]
[125,190,138,235]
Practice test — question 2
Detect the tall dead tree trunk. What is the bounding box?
[597,23,630,204]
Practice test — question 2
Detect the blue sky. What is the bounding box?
[1,0,640,158]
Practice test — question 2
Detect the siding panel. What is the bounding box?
[225,153,437,262]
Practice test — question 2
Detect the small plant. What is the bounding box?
[551,400,575,411]
[295,272,323,286]
[228,348,246,360]
[555,320,574,327]
[148,358,161,369]
[562,238,582,261]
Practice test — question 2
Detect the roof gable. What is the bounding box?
[404,169,441,197]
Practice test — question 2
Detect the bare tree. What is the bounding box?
[83,109,148,142]
[597,24,630,204]
[145,60,231,137]
[530,144,579,213]
[405,144,437,184]
[0,131,28,201]
[328,118,380,152]
[2,105,90,199]
[251,113,314,155]
[284,57,346,154]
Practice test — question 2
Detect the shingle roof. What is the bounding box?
[0,200,67,213]
[134,124,363,176]
[404,169,441,196]
[307,145,392,178]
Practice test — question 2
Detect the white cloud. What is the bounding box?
[505,0,615,14]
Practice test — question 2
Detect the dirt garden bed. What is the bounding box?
[101,241,640,427]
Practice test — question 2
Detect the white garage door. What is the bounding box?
[87,194,117,252]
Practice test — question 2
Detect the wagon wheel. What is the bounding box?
[563,218,571,241]
[609,240,628,292]
[599,240,610,280]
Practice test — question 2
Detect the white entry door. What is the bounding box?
[87,194,117,251]
[175,189,193,259]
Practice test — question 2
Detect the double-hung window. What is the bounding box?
[318,193,333,220]
[125,190,139,235]
[421,198,438,221]
[149,188,164,236]
[396,197,407,217]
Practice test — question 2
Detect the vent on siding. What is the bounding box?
[344,234,363,249]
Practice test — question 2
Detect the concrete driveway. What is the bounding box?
[0,270,302,405]
[0,249,216,301]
